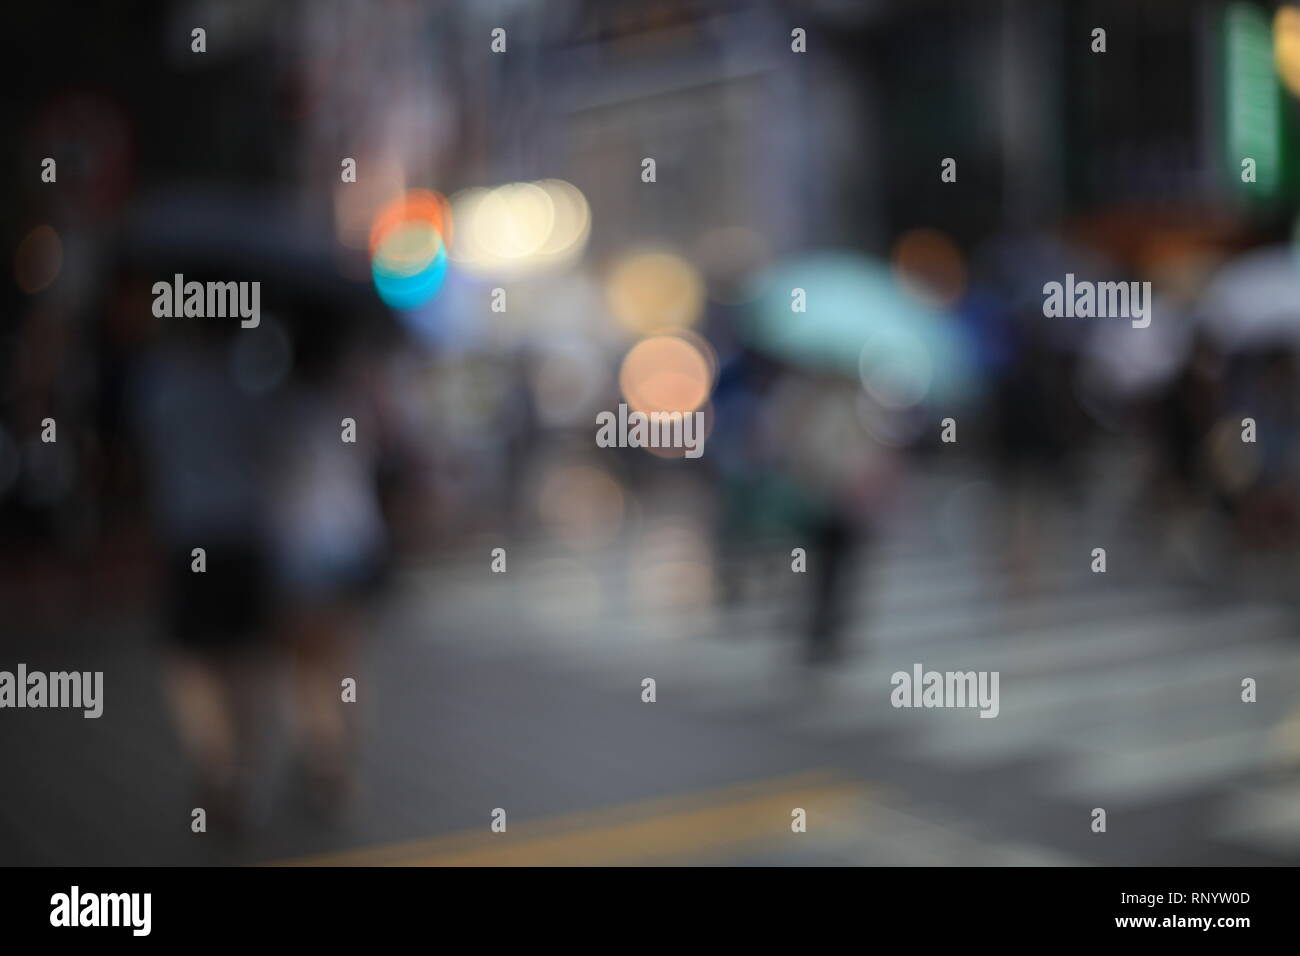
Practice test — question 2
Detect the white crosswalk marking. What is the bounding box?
[395,486,1300,856]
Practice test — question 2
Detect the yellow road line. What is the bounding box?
[273,769,869,867]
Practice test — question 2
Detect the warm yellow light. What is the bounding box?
[535,179,591,259]
[448,180,591,277]
[473,182,554,260]
[606,250,705,335]
[1276,6,1300,97]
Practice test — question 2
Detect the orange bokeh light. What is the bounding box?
[618,333,713,414]
[368,189,452,259]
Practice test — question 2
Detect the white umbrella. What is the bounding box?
[1198,245,1300,349]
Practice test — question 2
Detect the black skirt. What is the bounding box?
[163,539,273,650]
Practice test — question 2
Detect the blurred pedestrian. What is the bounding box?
[131,318,277,829]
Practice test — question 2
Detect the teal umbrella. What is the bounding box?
[744,251,977,408]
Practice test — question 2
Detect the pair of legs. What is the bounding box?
[279,602,361,804]
[163,602,360,825]
[164,643,270,824]
[806,515,859,663]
